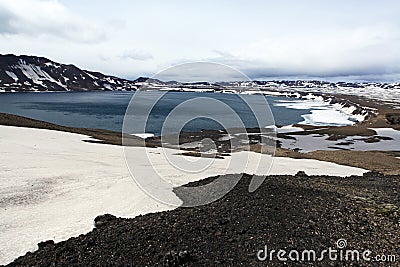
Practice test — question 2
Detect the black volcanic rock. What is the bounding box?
[94,214,118,229]
[133,77,169,85]
[37,240,55,250]
[6,174,399,266]
[0,54,137,92]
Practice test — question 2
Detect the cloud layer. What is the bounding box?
[121,49,153,61]
[207,25,400,81]
[0,0,399,82]
[0,0,106,43]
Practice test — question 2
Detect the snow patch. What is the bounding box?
[16,62,66,89]
[277,125,304,133]
[300,109,356,126]
[104,84,113,90]
[130,133,155,139]
[0,125,366,264]
[5,71,18,82]
[84,72,98,80]
[274,98,366,126]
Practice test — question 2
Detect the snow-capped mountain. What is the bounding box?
[0,54,137,92]
[1,54,399,108]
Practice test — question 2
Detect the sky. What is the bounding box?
[0,0,399,82]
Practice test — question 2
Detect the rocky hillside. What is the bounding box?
[6,173,399,266]
[0,54,137,92]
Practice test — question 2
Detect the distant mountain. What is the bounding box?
[1,54,399,94]
[0,54,137,92]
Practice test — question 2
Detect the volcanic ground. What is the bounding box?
[6,172,399,267]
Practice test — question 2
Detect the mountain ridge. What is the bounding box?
[1,54,400,92]
[0,54,137,92]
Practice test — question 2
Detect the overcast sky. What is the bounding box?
[0,0,399,82]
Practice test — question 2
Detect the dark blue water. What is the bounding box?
[0,91,310,135]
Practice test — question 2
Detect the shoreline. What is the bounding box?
[1,111,400,175]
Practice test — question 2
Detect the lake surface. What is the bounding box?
[0,91,311,135]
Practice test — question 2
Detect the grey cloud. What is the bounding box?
[242,64,400,80]
[0,7,16,34]
[121,50,153,61]
[204,51,400,82]
[0,0,107,43]
[153,62,249,82]
[98,54,111,62]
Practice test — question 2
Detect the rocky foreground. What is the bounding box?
[6,172,399,267]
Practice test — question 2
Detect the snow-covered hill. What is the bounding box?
[223,80,400,108]
[0,55,137,92]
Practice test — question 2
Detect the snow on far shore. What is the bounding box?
[241,84,400,109]
[273,99,360,126]
[131,133,155,139]
[301,109,356,126]
[0,126,366,265]
[276,125,304,133]
[241,89,374,126]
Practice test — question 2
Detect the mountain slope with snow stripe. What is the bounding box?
[0,54,137,92]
